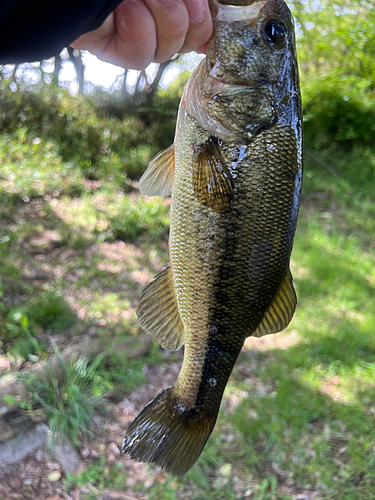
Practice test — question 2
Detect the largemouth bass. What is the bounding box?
[122,0,302,476]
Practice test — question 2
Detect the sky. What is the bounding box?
[54,50,203,94]
[2,49,203,95]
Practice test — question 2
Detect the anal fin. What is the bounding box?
[137,264,184,351]
[252,269,297,338]
[138,144,175,196]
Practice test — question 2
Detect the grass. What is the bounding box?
[27,292,77,330]
[64,457,128,496]
[23,350,106,447]
[0,87,374,499]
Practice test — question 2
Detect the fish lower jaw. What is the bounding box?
[214,0,271,23]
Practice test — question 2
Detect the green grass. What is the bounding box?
[23,350,106,447]
[64,457,128,497]
[27,292,77,330]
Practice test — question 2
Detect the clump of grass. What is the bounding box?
[27,292,77,331]
[25,350,106,446]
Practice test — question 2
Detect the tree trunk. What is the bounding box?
[121,69,130,99]
[67,47,85,94]
[53,55,62,86]
[133,70,146,102]
[145,57,178,104]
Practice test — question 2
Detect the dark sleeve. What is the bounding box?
[0,0,123,64]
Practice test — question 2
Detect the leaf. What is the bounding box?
[21,314,29,329]
[47,471,61,482]
[219,463,232,477]
[3,394,16,405]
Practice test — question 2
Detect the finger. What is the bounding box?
[179,0,213,54]
[110,0,158,70]
[143,0,190,63]
[71,13,116,51]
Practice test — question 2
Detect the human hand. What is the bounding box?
[71,0,213,70]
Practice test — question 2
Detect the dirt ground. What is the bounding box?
[0,355,183,500]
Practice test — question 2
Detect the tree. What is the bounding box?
[67,48,85,95]
[291,0,375,145]
[291,0,375,88]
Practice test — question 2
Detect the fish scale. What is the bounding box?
[122,0,302,476]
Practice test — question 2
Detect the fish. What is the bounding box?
[122,0,302,476]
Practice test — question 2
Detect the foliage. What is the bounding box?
[292,0,375,147]
[24,350,106,446]
[0,84,179,198]
[109,195,170,241]
[293,0,375,83]
[302,74,375,147]
[1,307,45,360]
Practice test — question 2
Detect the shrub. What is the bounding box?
[303,74,375,148]
[109,195,170,241]
[0,85,180,187]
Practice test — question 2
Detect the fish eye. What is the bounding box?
[264,19,288,45]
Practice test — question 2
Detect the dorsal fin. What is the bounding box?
[138,145,175,197]
[137,264,184,351]
[252,269,297,337]
[192,136,234,213]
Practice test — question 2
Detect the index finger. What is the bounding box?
[179,0,213,54]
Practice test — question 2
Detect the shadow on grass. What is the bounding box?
[0,197,168,339]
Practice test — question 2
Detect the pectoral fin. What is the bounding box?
[252,269,297,337]
[137,264,184,351]
[138,145,175,196]
[193,136,234,213]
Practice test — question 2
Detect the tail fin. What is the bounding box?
[121,386,217,476]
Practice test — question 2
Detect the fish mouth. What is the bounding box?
[184,61,238,142]
[209,0,271,23]
[185,0,282,141]
[217,0,259,5]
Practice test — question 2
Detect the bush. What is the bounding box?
[0,85,180,188]
[303,74,375,148]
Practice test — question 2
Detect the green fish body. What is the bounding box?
[122,0,302,476]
